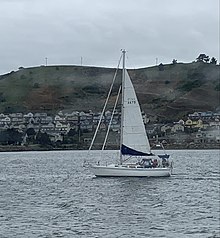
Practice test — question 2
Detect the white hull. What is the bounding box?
[91,164,172,177]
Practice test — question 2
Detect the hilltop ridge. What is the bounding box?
[0,62,219,122]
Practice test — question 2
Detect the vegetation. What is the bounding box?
[180,79,203,92]
[36,131,52,146]
[214,83,220,91]
[196,54,210,63]
[0,129,23,145]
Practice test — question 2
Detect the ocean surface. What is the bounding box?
[0,150,219,238]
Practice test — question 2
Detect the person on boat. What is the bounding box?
[152,159,158,168]
[142,159,152,168]
[162,158,169,167]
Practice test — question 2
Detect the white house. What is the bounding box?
[171,123,184,133]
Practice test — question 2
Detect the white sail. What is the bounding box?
[121,69,152,156]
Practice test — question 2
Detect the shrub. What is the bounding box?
[33,83,40,88]
[180,80,203,92]
[20,75,26,80]
[215,83,220,91]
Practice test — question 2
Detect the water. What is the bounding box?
[0,150,219,238]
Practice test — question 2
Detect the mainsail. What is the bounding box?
[121,70,152,156]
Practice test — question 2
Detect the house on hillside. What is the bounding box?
[160,123,184,134]
[55,121,70,133]
[41,116,53,124]
[23,112,34,123]
[26,122,41,132]
[80,123,93,132]
[160,124,172,134]
[104,110,112,123]
[213,111,220,119]
[146,124,158,136]
[209,119,220,128]
[188,111,217,121]
[34,113,47,119]
[12,123,26,133]
[93,113,105,124]
[206,131,220,143]
[188,112,200,120]
[68,122,78,131]
[200,111,213,120]
[0,114,11,125]
[40,122,55,132]
[171,123,184,133]
[10,113,25,125]
[142,112,149,124]
[54,115,66,123]
[185,119,203,129]
[66,112,79,124]
[110,123,120,132]
[93,122,106,131]
[194,128,220,144]
[0,123,9,131]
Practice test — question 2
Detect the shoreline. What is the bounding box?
[0,144,219,152]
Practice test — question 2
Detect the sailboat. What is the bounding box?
[89,50,173,177]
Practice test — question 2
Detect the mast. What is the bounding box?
[119,49,126,165]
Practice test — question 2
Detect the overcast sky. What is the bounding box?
[0,0,219,74]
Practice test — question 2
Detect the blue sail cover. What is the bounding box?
[121,144,153,156]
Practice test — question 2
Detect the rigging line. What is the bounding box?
[88,53,122,150]
[102,85,121,150]
[123,155,133,163]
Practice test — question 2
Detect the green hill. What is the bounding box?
[0,62,219,121]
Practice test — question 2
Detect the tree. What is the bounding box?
[36,131,52,145]
[196,54,210,63]
[26,128,36,144]
[67,128,77,136]
[1,128,23,145]
[26,128,36,136]
[210,57,217,64]
[158,63,164,71]
[204,56,210,63]
[172,59,177,65]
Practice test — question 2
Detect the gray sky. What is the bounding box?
[0,0,219,74]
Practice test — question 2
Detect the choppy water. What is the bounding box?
[0,150,219,238]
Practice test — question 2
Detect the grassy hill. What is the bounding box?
[0,62,219,121]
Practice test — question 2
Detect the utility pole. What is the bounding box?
[81,57,83,66]
[45,57,48,66]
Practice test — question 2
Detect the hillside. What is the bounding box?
[0,62,219,121]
